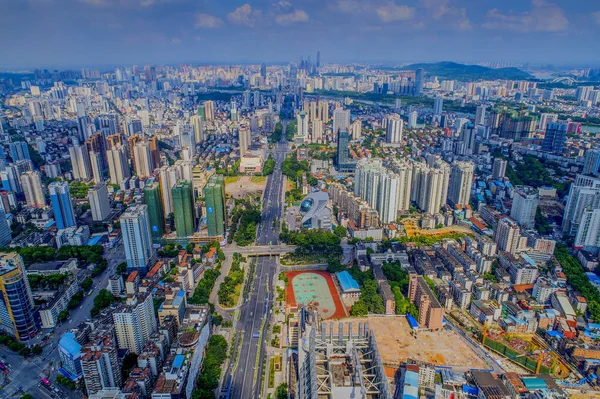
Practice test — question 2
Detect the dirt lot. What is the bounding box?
[343,317,488,368]
[225,176,267,199]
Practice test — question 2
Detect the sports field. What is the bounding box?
[286,271,346,319]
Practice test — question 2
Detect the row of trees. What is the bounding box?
[382,261,418,317]
[191,335,228,399]
[262,154,276,176]
[231,202,261,246]
[218,253,244,307]
[189,269,221,305]
[90,289,119,316]
[281,153,310,181]
[280,229,342,264]
[269,122,283,142]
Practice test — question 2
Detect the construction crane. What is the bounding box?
[510,348,552,376]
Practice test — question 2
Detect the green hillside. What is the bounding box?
[401,61,531,81]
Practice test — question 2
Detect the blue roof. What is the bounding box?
[547,330,563,338]
[173,289,185,307]
[404,370,419,387]
[87,236,102,246]
[59,332,82,355]
[406,314,419,329]
[403,385,418,399]
[462,385,478,395]
[522,377,547,390]
[586,273,600,284]
[336,271,360,292]
[173,354,185,369]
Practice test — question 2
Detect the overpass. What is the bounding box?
[222,245,297,257]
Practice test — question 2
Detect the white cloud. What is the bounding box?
[195,13,223,29]
[227,4,262,27]
[275,9,309,25]
[334,0,367,14]
[593,11,600,25]
[419,0,449,20]
[483,0,568,32]
[376,2,415,23]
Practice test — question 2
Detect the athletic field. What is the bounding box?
[286,271,346,319]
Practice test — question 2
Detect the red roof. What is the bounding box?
[126,270,139,283]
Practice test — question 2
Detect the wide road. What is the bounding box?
[227,132,288,399]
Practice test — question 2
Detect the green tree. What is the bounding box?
[20,395,33,399]
[350,300,368,316]
[58,310,69,322]
[81,277,93,291]
[275,383,289,399]
[334,225,347,238]
[116,262,128,275]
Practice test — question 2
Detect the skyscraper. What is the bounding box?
[447,161,474,207]
[475,105,486,126]
[204,101,215,121]
[133,140,153,178]
[113,293,157,354]
[336,130,354,172]
[172,180,196,238]
[332,108,350,133]
[9,141,30,162]
[121,204,155,271]
[69,144,92,181]
[58,332,83,380]
[538,113,558,131]
[203,175,226,237]
[408,111,418,128]
[389,159,413,212]
[20,171,45,208]
[414,68,423,96]
[495,217,521,254]
[106,144,131,185]
[312,119,323,143]
[562,174,600,235]
[433,97,443,116]
[144,182,165,240]
[318,101,329,123]
[159,165,182,216]
[385,114,403,144]
[583,148,600,176]
[190,114,205,143]
[0,253,38,341]
[296,112,309,142]
[543,122,568,153]
[510,186,539,229]
[177,122,196,155]
[88,183,111,222]
[89,151,103,184]
[492,158,507,179]
[81,332,122,394]
[411,160,450,214]
[0,209,12,247]
[238,126,251,157]
[575,208,600,250]
[49,181,77,229]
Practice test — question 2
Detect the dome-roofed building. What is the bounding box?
[299,191,332,230]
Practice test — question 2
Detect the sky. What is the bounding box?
[0,0,599,70]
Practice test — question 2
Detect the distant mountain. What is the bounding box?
[401,61,532,81]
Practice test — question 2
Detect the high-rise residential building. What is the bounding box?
[349,119,362,141]
[510,186,539,229]
[89,151,103,184]
[385,114,403,144]
[113,293,157,354]
[89,183,111,222]
[408,111,418,128]
[543,122,568,153]
[308,101,317,122]
[576,86,594,102]
[144,182,165,240]
[0,253,37,341]
[106,144,130,185]
[49,181,77,229]
[318,101,329,123]
[492,158,507,179]
[448,161,474,207]
[539,113,558,131]
[336,130,354,172]
[190,114,205,144]
[312,119,323,143]
[20,171,45,208]
[563,174,600,235]
[377,170,401,223]
[69,144,92,181]
[408,275,444,330]
[332,108,350,134]
[1,165,23,193]
[177,122,196,155]
[204,101,215,121]
[158,165,182,216]
[172,181,196,238]
[296,112,309,142]
[58,332,83,380]
[583,148,600,176]
[390,159,413,213]
[203,174,226,237]
[133,140,153,178]
[238,126,251,157]
[411,160,450,215]
[575,208,600,250]
[495,217,521,254]
[0,209,12,247]
[9,141,30,162]
[433,97,443,116]
[81,332,122,394]
[475,105,486,125]
[121,204,155,271]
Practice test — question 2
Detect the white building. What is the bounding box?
[20,171,45,208]
[575,208,600,250]
[106,144,130,185]
[89,183,111,221]
[69,144,92,181]
[385,114,403,144]
[448,161,474,207]
[120,204,155,271]
[332,108,350,134]
[510,186,539,229]
[113,293,157,354]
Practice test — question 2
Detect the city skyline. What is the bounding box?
[1,0,600,69]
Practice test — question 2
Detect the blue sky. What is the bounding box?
[0,0,599,69]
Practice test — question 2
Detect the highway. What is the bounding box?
[226,131,288,399]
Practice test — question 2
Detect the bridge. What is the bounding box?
[222,244,296,257]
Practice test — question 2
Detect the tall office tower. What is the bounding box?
[113,293,157,354]
[0,209,12,247]
[510,186,539,229]
[312,119,324,143]
[260,63,267,79]
[172,181,196,238]
[408,111,418,128]
[204,101,215,121]
[495,217,521,254]
[106,144,130,185]
[69,144,93,181]
[543,122,568,153]
[385,114,403,144]
[0,253,37,341]
[583,149,600,176]
[133,141,153,178]
[492,158,507,179]
[389,159,413,212]
[81,333,122,394]
[88,183,111,222]
[411,160,450,215]
[475,105,486,126]
[349,119,362,140]
[203,174,226,237]
[336,131,354,172]
[318,101,329,123]
[238,126,251,157]
[539,113,558,131]
[9,141,30,162]
[433,97,443,116]
[143,182,165,240]
[414,68,423,96]
[158,165,182,216]
[121,204,155,271]
[448,161,474,207]
[296,112,309,141]
[177,122,196,155]
[378,170,401,223]
[20,171,45,208]
[332,108,350,133]
[89,151,103,184]
[316,51,321,68]
[575,208,600,250]
[49,182,77,229]
[562,174,600,235]
[190,115,204,143]
[576,86,593,102]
